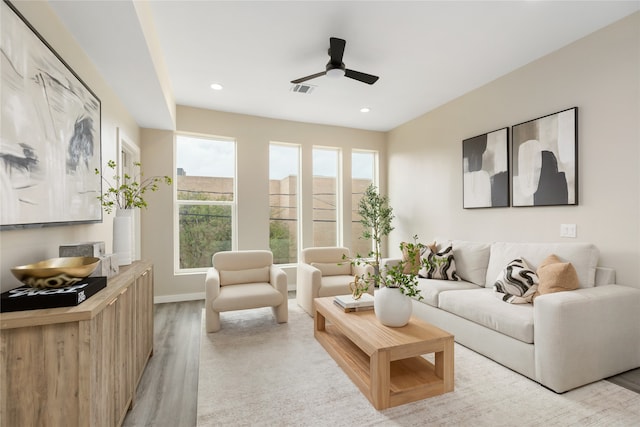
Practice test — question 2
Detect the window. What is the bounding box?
[351,150,377,257]
[269,143,300,264]
[313,147,340,247]
[176,134,235,270]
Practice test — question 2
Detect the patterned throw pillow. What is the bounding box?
[494,258,538,304]
[418,245,460,281]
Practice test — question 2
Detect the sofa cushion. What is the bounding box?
[419,245,460,281]
[415,277,480,307]
[533,254,579,300]
[493,258,539,304]
[439,288,534,344]
[485,242,598,289]
[311,262,351,277]
[450,240,491,286]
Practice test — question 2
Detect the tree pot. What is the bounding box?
[374,286,412,327]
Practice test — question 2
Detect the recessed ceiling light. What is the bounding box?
[360,107,371,113]
[210,83,223,90]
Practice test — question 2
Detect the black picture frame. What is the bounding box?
[462,127,509,208]
[1,0,102,230]
[511,107,578,207]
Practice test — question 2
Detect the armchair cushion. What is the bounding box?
[301,247,350,264]
[219,266,269,286]
[311,262,351,276]
[317,275,355,297]
[211,283,284,312]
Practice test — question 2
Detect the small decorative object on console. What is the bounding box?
[59,241,105,258]
[11,257,100,289]
[59,242,118,278]
[348,274,369,299]
[334,293,374,312]
[0,276,107,312]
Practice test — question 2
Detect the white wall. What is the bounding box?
[1,2,140,293]
[142,106,386,300]
[387,13,640,288]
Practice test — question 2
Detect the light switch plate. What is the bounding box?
[560,224,577,238]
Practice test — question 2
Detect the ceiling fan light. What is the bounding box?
[326,68,345,79]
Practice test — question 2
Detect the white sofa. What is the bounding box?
[384,240,640,393]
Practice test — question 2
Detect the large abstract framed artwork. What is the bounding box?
[511,108,577,207]
[1,1,102,230]
[462,127,509,208]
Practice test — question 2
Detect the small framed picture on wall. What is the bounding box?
[511,107,578,207]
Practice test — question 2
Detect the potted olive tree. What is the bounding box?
[357,183,394,280]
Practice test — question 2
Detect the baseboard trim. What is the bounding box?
[154,292,205,304]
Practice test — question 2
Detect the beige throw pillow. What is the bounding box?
[534,254,579,301]
[400,242,420,275]
[400,241,435,274]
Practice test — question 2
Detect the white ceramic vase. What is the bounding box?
[113,208,134,266]
[374,286,413,327]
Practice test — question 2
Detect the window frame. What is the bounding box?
[174,133,238,274]
[269,141,302,266]
[312,146,343,248]
[351,149,379,257]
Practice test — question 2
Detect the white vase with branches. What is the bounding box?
[96,160,172,265]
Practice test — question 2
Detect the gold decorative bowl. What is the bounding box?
[11,257,100,289]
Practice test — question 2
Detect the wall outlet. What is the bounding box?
[560,223,577,238]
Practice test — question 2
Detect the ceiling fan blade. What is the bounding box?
[329,37,346,64]
[291,71,326,84]
[345,69,379,85]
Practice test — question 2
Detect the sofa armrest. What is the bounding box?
[534,284,640,392]
[204,267,221,302]
[270,265,288,297]
[594,266,616,286]
[380,258,402,274]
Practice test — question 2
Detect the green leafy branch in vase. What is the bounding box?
[343,234,434,302]
[95,160,172,214]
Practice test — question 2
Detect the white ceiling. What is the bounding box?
[48,1,639,132]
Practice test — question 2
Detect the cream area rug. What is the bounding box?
[197,300,640,426]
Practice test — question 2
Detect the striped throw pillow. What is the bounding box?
[493,258,539,304]
[419,245,460,281]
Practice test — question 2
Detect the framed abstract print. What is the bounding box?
[511,107,578,207]
[1,0,102,229]
[463,127,509,208]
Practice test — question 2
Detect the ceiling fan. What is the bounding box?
[291,37,379,85]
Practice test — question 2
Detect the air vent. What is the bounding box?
[290,84,315,94]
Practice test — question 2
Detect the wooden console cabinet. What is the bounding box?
[1,260,154,427]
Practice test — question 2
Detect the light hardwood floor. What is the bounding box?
[123,300,204,427]
[123,299,639,426]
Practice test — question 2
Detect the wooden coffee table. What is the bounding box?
[314,297,454,410]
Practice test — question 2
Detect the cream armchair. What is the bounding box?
[205,250,288,333]
[296,247,374,316]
